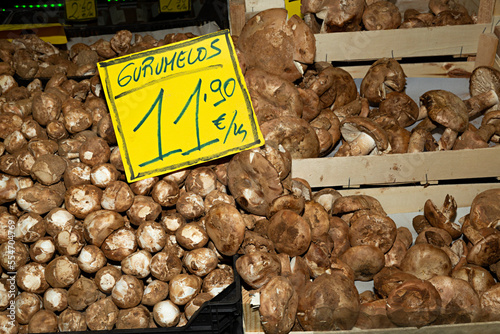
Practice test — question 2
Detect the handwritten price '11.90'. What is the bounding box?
[97,30,264,182]
[134,77,247,168]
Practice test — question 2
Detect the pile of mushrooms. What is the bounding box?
[237,181,500,332]
[0,31,249,333]
[235,8,500,158]
[300,0,475,33]
[0,5,499,334]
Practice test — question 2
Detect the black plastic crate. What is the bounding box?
[49,256,242,334]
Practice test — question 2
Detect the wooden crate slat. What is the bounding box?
[229,0,246,37]
[477,0,496,23]
[475,32,499,66]
[339,60,476,78]
[337,183,500,214]
[244,0,283,12]
[291,147,500,188]
[315,24,490,62]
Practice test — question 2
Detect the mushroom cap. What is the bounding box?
[429,0,469,15]
[303,0,366,33]
[379,91,419,128]
[340,116,390,154]
[399,243,452,280]
[423,196,461,239]
[205,202,246,256]
[467,231,500,267]
[480,283,500,322]
[470,66,500,112]
[302,63,358,110]
[362,1,402,30]
[373,267,418,299]
[433,10,473,26]
[453,129,490,150]
[259,276,298,334]
[268,209,311,257]
[428,275,481,324]
[260,116,320,159]
[238,8,315,82]
[349,212,397,253]
[360,58,406,106]
[481,110,500,132]
[297,272,360,331]
[332,194,386,216]
[469,188,500,230]
[420,90,468,132]
[227,150,283,216]
[245,68,303,124]
[386,279,442,327]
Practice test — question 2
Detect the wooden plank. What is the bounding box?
[495,26,500,57]
[340,61,475,79]
[337,183,500,214]
[475,33,499,67]
[315,23,490,62]
[229,0,246,37]
[244,0,283,12]
[291,146,500,188]
[477,0,495,23]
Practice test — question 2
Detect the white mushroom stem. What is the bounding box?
[438,128,459,151]
[348,132,377,155]
[465,90,499,119]
[417,105,428,121]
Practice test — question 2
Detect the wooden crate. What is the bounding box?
[228,0,498,78]
[242,180,500,333]
[292,147,500,189]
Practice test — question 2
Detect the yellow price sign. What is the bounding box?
[65,0,97,21]
[159,0,191,13]
[286,0,303,18]
[98,30,264,183]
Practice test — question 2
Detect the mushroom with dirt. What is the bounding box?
[237,8,316,83]
[360,58,406,106]
[301,0,366,33]
[335,116,391,156]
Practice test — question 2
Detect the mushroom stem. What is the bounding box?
[476,123,497,142]
[342,133,377,156]
[438,128,458,151]
[417,105,428,120]
[464,90,499,119]
[359,98,370,118]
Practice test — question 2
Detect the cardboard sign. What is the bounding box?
[98,30,264,182]
[159,0,191,13]
[65,0,97,21]
[286,0,303,18]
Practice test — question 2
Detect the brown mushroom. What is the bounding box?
[428,275,481,324]
[244,68,303,124]
[237,8,315,82]
[336,116,391,156]
[386,279,442,327]
[418,89,469,150]
[260,116,320,159]
[258,276,298,334]
[362,1,402,30]
[301,0,366,33]
[399,243,452,280]
[360,58,406,106]
[227,150,283,216]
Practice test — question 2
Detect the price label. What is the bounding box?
[98,30,264,182]
[65,0,97,21]
[159,0,191,13]
[285,0,303,18]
